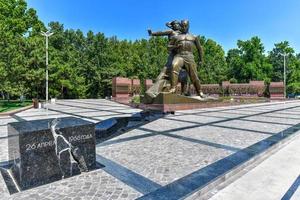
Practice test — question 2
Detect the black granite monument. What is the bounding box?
[6,117,95,191]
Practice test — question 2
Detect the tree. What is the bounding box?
[226,36,272,83]
[226,48,244,82]
[268,41,300,94]
[0,0,43,99]
[198,36,228,84]
[268,41,295,82]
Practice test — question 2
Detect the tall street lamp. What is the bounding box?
[279,52,287,98]
[41,30,54,103]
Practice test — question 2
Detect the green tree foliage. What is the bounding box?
[226,37,272,83]
[1,1,300,99]
[268,41,300,94]
[287,58,300,94]
[198,36,228,84]
[0,0,44,99]
[268,41,295,81]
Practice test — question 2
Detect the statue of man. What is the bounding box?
[145,20,183,101]
[169,20,205,98]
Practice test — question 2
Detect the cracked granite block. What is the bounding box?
[7,117,95,190]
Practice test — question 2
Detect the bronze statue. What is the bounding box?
[169,20,204,97]
[144,20,205,103]
[145,20,183,100]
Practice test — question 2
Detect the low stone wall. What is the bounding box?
[112,77,284,99]
[112,77,131,98]
[112,77,153,99]
[131,79,141,96]
[222,81,265,97]
[190,81,265,97]
[269,81,284,99]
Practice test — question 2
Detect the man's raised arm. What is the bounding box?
[148,29,173,36]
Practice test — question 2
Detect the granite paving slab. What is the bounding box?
[97,100,300,199]
[214,119,290,135]
[170,126,269,149]
[0,139,8,163]
[0,99,300,199]
[0,169,142,200]
[97,134,232,186]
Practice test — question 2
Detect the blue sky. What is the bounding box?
[27,0,300,53]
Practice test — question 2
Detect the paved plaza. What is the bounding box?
[0,99,300,199]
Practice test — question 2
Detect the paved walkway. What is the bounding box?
[0,99,299,199]
[209,133,300,200]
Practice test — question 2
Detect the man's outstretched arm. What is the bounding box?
[148,29,173,36]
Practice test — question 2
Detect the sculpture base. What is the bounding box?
[141,93,220,112]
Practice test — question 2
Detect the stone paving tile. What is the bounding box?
[97,134,232,186]
[166,113,233,124]
[220,102,297,113]
[0,118,17,126]
[0,139,8,162]
[214,119,290,134]
[258,103,300,113]
[54,100,139,113]
[0,169,141,200]
[141,117,196,132]
[0,172,10,199]
[219,109,264,116]
[70,111,118,117]
[12,109,69,122]
[47,100,140,121]
[262,112,300,120]
[181,102,265,113]
[191,111,246,119]
[49,107,91,112]
[97,129,155,148]
[275,111,300,116]
[0,127,8,138]
[16,109,59,117]
[170,126,268,149]
[289,108,300,112]
[244,115,299,126]
[241,108,294,113]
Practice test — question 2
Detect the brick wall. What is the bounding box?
[269,82,284,99]
[112,77,284,99]
[112,77,131,98]
[112,77,152,98]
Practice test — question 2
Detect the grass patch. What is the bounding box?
[130,95,140,104]
[219,96,234,101]
[0,100,32,113]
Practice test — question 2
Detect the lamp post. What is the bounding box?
[41,30,54,103]
[279,53,287,98]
